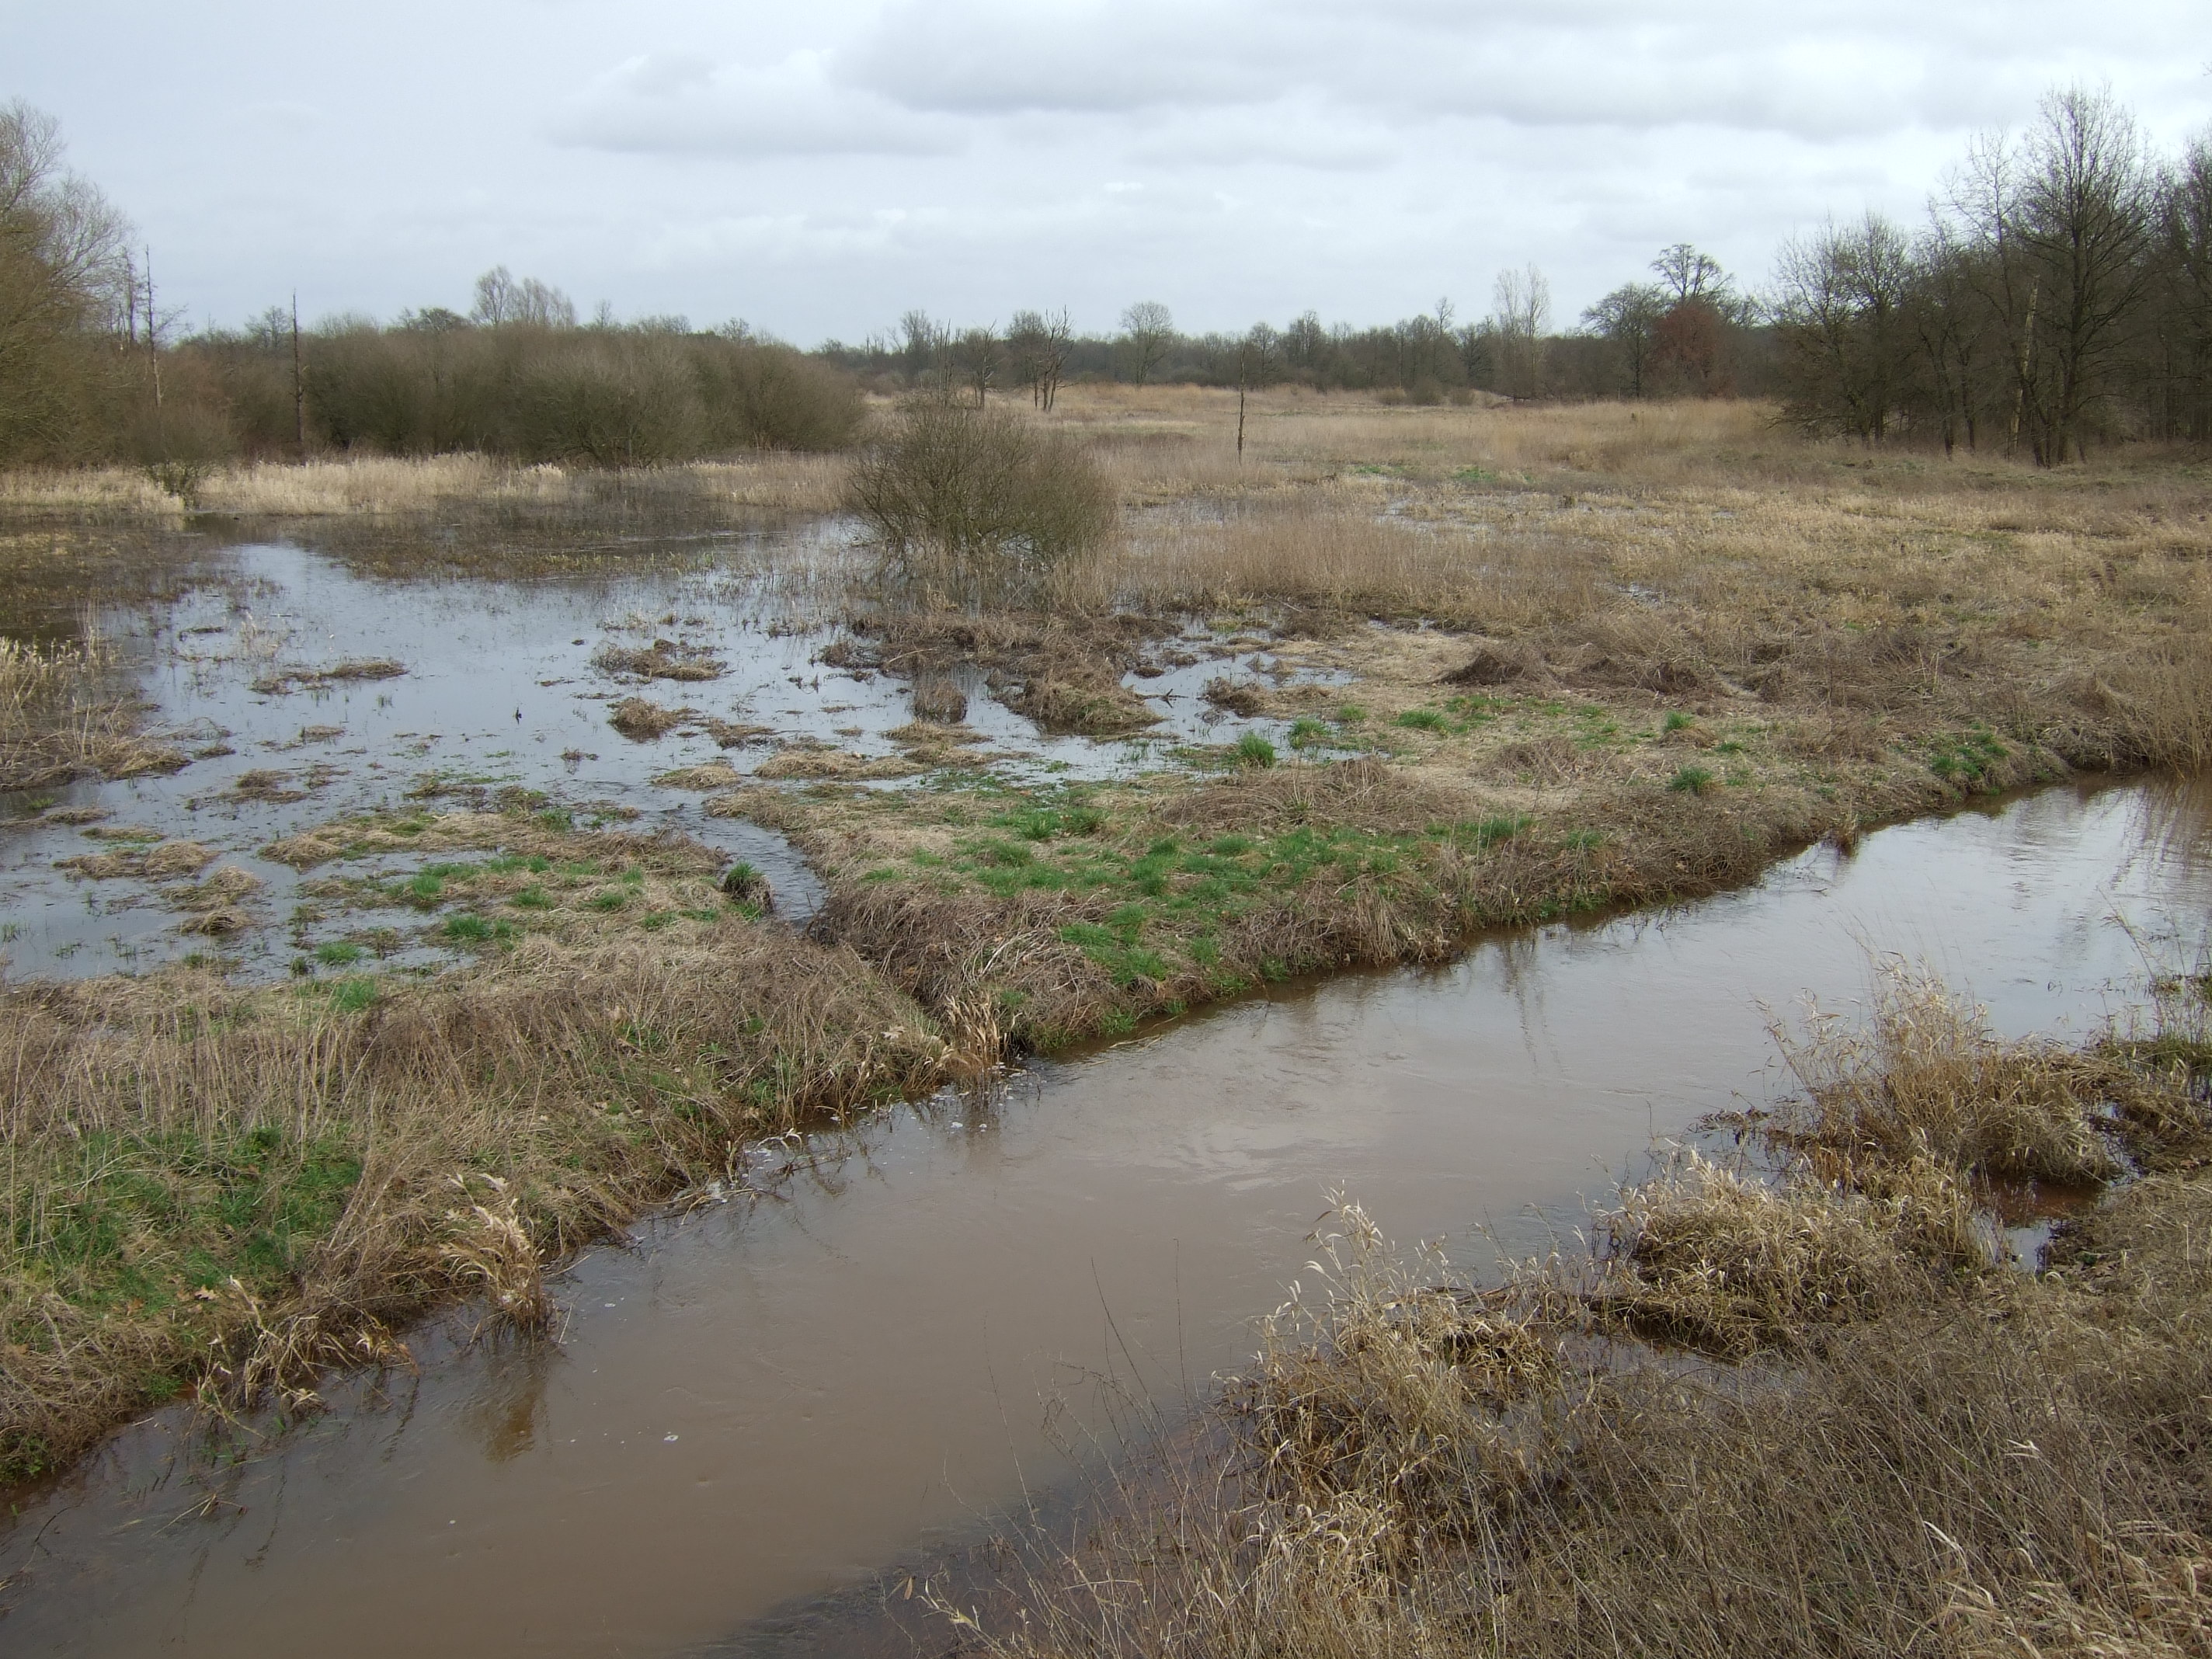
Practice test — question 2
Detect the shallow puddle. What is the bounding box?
[2,774,2205,1656]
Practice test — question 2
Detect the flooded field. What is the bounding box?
[1,525,1305,983]
[2,771,2204,1657]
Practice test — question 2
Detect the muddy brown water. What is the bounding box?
[2,777,2207,1655]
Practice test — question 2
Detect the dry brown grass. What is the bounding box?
[0,453,847,520]
[1770,965,2133,1184]
[946,975,2212,1659]
[1589,1149,1986,1355]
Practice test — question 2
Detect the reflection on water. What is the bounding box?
[0,776,2206,1658]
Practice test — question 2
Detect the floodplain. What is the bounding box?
[2,391,2210,1656]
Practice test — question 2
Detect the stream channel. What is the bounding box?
[2,532,2209,1654]
[1,773,2205,1655]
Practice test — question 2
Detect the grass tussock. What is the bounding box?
[941,969,2212,1659]
[1772,964,2132,1184]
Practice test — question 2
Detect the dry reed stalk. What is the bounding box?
[0,454,849,523]
[0,628,186,791]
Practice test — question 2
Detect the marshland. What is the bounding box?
[2,84,2212,1659]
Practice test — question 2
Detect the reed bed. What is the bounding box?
[0,452,847,521]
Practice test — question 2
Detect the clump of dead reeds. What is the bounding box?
[0,630,184,791]
[607,695,687,739]
[1590,1149,1984,1353]
[1771,962,2123,1184]
[590,638,725,683]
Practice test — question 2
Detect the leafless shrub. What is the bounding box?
[846,395,1118,608]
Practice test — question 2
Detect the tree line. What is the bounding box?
[1,85,2204,470]
[1769,87,2211,456]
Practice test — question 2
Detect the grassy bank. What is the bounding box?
[935,967,2212,1657]
[0,815,957,1482]
[1,396,2207,1488]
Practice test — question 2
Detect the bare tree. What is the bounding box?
[1950,86,2159,463]
[1284,310,1327,375]
[1007,310,1049,404]
[471,266,577,329]
[1652,243,1727,305]
[1774,212,1915,440]
[1120,300,1174,384]
[899,308,950,388]
[2159,134,2212,439]
[1904,221,1995,454]
[0,101,133,457]
[954,323,1002,405]
[1581,282,1667,398]
[1489,265,1550,400]
[1007,308,1075,410]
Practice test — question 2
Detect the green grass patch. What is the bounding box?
[312,940,365,967]
[441,913,513,944]
[1668,764,1717,795]
[13,1125,364,1329]
[1929,727,2010,785]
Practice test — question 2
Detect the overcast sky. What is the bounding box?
[8,2,2207,343]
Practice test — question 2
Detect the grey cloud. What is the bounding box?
[555,50,965,158]
[835,0,2179,144]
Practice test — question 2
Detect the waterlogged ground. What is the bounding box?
[2,774,2205,1658]
[0,525,1306,983]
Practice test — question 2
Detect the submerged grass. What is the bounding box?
[0,630,184,791]
[941,969,2212,1659]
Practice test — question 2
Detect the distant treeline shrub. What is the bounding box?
[269,322,863,463]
